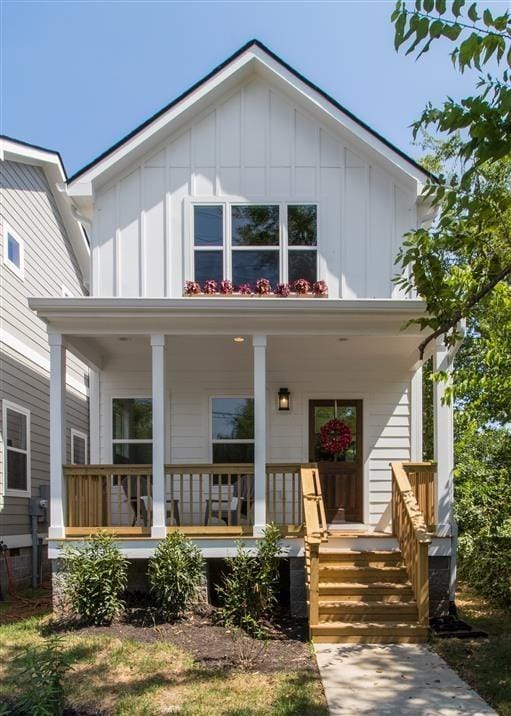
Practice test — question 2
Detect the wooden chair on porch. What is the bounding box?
[204,474,252,526]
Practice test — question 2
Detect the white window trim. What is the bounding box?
[209,395,255,463]
[111,396,152,463]
[191,201,319,286]
[2,399,31,497]
[3,223,25,279]
[70,428,88,465]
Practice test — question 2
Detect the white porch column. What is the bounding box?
[89,367,100,463]
[49,333,66,539]
[433,339,454,535]
[151,335,167,538]
[410,365,423,462]
[253,335,267,535]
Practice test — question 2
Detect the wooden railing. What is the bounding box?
[64,463,304,535]
[300,466,327,630]
[391,461,432,626]
[65,465,153,535]
[403,462,436,530]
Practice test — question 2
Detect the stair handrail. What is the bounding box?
[391,461,432,627]
[300,465,327,631]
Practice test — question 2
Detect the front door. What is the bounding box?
[308,399,363,524]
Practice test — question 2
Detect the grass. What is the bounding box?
[0,614,327,715]
[432,583,511,716]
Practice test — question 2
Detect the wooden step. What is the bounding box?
[319,582,414,601]
[311,621,429,644]
[319,600,418,622]
[319,549,401,564]
[318,565,408,582]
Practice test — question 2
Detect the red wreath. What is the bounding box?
[319,418,352,456]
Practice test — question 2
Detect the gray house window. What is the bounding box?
[3,401,30,496]
[112,398,152,464]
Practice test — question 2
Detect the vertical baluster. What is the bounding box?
[180,473,184,525]
[227,474,232,526]
[199,471,203,527]
[282,473,286,527]
[190,473,193,526]
[170,471,174,525]
[106,473,112,526]
[148,470,152,527]
[208,474,213,525]
[219,475,222,526]
[136,475,141,526]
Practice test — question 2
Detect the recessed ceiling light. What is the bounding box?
[234,336,245,343]
[118,337,131,342]
[338,338,348,342]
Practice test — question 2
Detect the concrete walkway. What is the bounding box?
[315,643,497,716]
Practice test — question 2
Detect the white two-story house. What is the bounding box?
[30,41,456,642]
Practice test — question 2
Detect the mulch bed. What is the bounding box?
[0,583,53,625]
[59,606,314,674]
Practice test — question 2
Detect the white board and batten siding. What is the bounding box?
[0,159,89,538]
[92,77,418,299]
[98,336,411,530]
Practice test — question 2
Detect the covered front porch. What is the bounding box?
[30,297,455,545]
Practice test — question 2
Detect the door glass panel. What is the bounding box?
[312,402,358,462]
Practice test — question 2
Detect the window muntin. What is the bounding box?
[3,225,24,278]
[71,429,88,465]
[112,398,152,465]
[3,402,30,495]
[192,203,318,288]
[211,397,254,464]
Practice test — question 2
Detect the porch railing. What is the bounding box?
[403,462,436,530]
[300,466,327,630]
[391,461,432,626]
[63,463,304,535]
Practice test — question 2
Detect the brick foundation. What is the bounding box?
[0,543,50,597]
[429,555,451,617]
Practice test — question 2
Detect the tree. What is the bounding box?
[391,1,511,357]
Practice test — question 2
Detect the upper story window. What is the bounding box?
[3,401,30,496]
[193,203,317,289]
[3,224,24,279]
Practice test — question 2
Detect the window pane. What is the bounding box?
[112,399,152,440]
[194,206,223,246]
[6,409,27,450]
[73,436,86,465]
[113,442,153,464]
[194,251,223,285]
[7,451,27,491]
[289,250,317,284]
[232,250,279,288]
[212,398,254,440]
[288,205,317,246]
[232,205,279,246]
[7,234,21,267]
[213,443,254,464]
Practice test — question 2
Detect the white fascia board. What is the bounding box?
[67,46,429,192]
[1,137,90,285]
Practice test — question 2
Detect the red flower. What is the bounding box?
[275,283,291,297]
[319,418,352,456]
[203,280,218,294]
[256,278,271,295]
[313,280,328,297]
[184,281,201,295]
[293,278,310,295]
[220,280,233,295]
[238,283,253,295]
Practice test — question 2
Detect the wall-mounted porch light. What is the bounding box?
[278,387,291,411]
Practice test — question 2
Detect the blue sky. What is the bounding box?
[1,1,500,176]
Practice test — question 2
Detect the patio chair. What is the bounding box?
[203,474,253,526]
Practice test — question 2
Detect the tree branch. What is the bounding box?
[402,8,511,41]
[418,259,511,359]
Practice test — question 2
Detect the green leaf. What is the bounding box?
[452,0,465,17]
[394,10,407,49]
[467,2,479,22]
[442,22,462,40]
[435,0,446,13]
[482,8,493,27]
[429,19,444,38]
[423,0,434,11]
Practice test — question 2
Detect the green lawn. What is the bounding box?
[0,614,327,715]
[432,583,511,716]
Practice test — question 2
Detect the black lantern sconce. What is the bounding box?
[278,387,291,411]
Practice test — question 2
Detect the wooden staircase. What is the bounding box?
[311,547,428,643]
[301,464,435,644]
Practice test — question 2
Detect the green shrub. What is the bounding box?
[147,532,205,621]
[17,636,72,716]
[61,531,128,625]
[217,523,282,636]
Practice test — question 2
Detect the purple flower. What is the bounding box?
[220,279,233,295]
[203,279,218,295]
[293,278,310,295]
[255,278,271,295]
[275,283,291,297]
[313,280,328,296]
[238,283,253,295]
[184,280,201,296]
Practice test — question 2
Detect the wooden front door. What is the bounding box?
[308,399,363,524]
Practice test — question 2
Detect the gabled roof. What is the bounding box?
[68,39,433,190]
[0,135,90,285]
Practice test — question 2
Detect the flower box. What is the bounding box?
[183,279,328,298]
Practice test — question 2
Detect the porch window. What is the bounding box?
[112,398,152,464]
[71,429,88,465]
[211,397,254,463]
[192,203,318,287]
[3,401,30,495]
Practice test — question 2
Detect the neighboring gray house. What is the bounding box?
[0,136,90,592]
